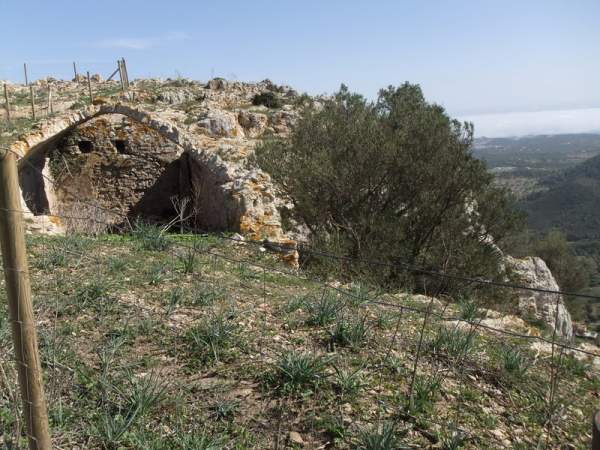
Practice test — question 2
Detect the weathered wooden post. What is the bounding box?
[29,85,36,120]
[0,148,52,450]
[47,84,53,116]
[23,63,29,86]
[73,61,78,81]
[593,410,600,450]
[118,60,125,93]
[87,71,94,104]
[3,83,10,123]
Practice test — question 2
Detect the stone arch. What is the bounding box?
[11,103,284,239]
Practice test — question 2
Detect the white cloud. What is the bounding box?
[92,31,188,50]
[459,108,600,138]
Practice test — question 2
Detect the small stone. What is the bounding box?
[289,431,304,445]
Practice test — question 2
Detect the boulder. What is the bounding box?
[237,110,268,137]
[505,255,573,339]
[197,110,244,138]
[207,78,228,90]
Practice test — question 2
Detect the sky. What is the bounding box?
[1,0,599,137]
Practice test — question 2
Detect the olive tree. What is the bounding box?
[255,83,523,291]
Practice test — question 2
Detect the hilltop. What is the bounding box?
[1,77,599,448]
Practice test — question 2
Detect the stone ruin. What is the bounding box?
[10,103,293,252]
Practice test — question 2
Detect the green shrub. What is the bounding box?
[252,91,282,109]
[255,83,523,293]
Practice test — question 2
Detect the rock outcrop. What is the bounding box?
[505,255,573,339]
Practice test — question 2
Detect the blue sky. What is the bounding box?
[1,0,599,137]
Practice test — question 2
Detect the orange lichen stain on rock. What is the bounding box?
[49,216,62,226]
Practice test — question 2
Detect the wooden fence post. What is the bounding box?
[87,71,94,104]
[593,410,600,450]
[47,84,53,116]
[73,62,78,81]
[3,83,10,123]
[118,60,125,93]
[29,85,36,120]
[121,58,130,88]
[23,63,29,86]
[0,148,52,450]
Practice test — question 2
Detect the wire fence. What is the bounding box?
[1,121,600,448]
[2,59,130,129]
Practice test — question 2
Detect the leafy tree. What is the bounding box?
[255,83,523,292]
[532,230,596,292]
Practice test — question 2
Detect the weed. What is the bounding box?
[283,295,306,313]
[428,326,477,359]
[357,422,407,450]
[305,291,339,326]
[133,222,170,251]
[147,262,169,285]
[458,297,479,321]
[74,279,111,305]
[185,311,238,362]
[188,283,225,307]
[439,426,468,450]
[164,287,184,315]
[107,256,127,273]
[272,351,328,393]
[329,315,369,348]
[333,367,364,396]
[502,348,529,378]
[211,399,239,421]
[409,375,441,414]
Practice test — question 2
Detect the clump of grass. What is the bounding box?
[333,367,364,397]
[164,287,184,315]
[94,372,166,448]
[458,297,479,321]
[329,315,369,348]
[409,375,441,415]
[107,256,128,273]
[185,311,238,362]
[428,326,477,359]
[132,222,170,251]
[502,347,529,379]
[305,291,339,326]
[357,422,407,450]
[211,399,239,421]
[271,351,328,393]
[74,279,111,305]
[283,295,306,313]
[146,262,169,285]
[188,283,225,307]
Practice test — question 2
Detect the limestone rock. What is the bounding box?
[207,78,228,90]
[505,255,573,339]
[197,110,244,138]
[237,110,268,137]
[157,89,196,105]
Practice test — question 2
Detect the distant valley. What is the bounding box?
[475,133,600,329]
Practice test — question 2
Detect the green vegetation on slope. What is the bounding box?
[0,231,596,449]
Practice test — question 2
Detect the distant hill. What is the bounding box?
[521,153,600,240]
[473,133,600,199]
[474,133,600,170]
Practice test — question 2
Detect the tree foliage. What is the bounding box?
[531,230,596,293]
[255,83,523,291]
